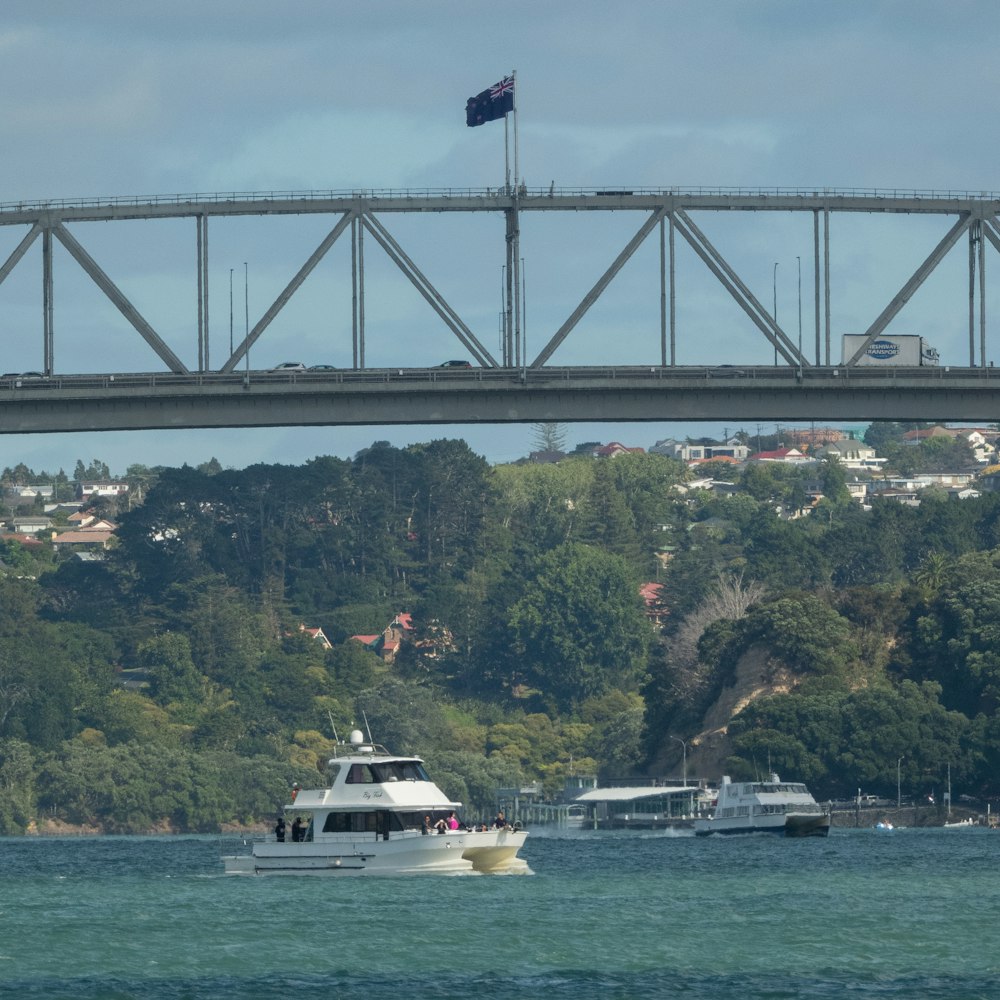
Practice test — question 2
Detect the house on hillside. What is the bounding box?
[748,447,811,464]
[299,624,333,650]
[351,613,414,664]
[0,532,44,549]
[898,426,996,462]
[640,582,668,626]
[786,427,844,446]
[76,481,129,500]
[7,483,55,499]
[815,438,886,471]
[44,501,84,516]
[652,439,750,464]
[592,442,645,458]
[51,528,115,552]
[12,515,53,534]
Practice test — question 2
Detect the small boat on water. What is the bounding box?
[875,820,895,831]
[693,774,831,837]
[222,731,529,875]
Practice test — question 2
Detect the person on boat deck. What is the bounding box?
[434,816,448,834]
[274,816,286,842]
[447,811,460,830]
[421,815,431,835]
[291,816,304,842]
[493,810,506,829]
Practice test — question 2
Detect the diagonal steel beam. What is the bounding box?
[53,222,190,374]
[0,224,42,286]
[845,213,972,366]
[361,212,498,368]
[673,209,805,366]
[222,211,356,373]
[531,209,666,368]
[982,215,1000,254]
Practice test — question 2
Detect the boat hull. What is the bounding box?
[694,814,831,837]
[223,829,529,876]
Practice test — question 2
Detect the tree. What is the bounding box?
[140,632,206,709]
[531,422,567,453]
[507,542,652,711]
[74,459,112,481]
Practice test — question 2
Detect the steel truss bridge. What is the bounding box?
[1,186,1000,433]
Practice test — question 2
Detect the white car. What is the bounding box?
[270,362,307,372]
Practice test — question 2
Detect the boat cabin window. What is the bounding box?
[321,811,408,834]
[346,763,376,784]
[323,812,377,833]
[326,763,342,786]
[343,760,431,784]
[369,760,431,783]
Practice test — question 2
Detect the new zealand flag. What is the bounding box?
[466,76,514,127]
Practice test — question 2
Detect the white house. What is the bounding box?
[816,439,887,471]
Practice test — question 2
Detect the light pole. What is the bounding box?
[897,756,904,810]
[671,736,688,787]
[796,255,802,369]
[244,262,249,376]
[772,261,778,365]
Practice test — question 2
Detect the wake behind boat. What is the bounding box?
[694,774,831,837]
[222,731,529,875]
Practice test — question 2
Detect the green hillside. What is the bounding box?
[1,436,998,833]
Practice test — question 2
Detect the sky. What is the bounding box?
[1,0,999,476]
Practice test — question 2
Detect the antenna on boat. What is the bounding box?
[361,710,373,744]
[327,710,340,744]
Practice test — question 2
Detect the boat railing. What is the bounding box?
[327,742,396,758]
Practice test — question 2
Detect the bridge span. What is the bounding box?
[1,365,998,435]
[3,186,1000,435]
[2,186,1000,381]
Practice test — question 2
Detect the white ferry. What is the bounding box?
[222,731,529,875]
[693,774,831,837]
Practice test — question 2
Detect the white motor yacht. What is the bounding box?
[222,731,529,875]
[693,774,831,837]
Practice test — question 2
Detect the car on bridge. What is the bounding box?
[270,361,307,372]
[2,371,47,386]
[437,359,473,368]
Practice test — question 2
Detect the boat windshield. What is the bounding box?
[344,760,431,784]
[369,760,431,783]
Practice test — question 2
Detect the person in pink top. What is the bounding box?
[447,811,460,830]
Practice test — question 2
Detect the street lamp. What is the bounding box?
[897,756,904,810]
[671,736,688,787]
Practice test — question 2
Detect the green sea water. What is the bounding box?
[0,827,996,999]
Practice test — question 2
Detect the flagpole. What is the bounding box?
[513,69,519,194]
[504,116,511,195]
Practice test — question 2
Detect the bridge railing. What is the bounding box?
[2,186,999,216]
[1,365,997,393]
